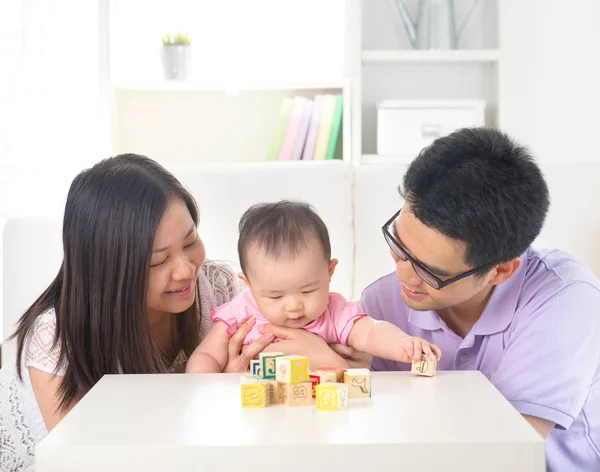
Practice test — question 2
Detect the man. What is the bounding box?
[361,127,600,471]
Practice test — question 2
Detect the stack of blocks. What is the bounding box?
[241,353,313,408]
[241,352,436,409]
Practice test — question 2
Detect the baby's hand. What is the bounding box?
[399,336,441,363]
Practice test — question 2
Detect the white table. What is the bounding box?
[36,371,545,471]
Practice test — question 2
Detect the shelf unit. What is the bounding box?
[346,0,500,166]
[109,80,352,166]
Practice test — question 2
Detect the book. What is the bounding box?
[312,94,337,160]
[278,96,311,161]
[291,99,314,160]
[267,97,293,161]
[301,94,324,160]
[325,95,343,160]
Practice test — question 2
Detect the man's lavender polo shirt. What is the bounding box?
[361,247,600,471]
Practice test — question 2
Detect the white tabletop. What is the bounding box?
[36,371,545,471]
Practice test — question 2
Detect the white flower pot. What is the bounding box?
[160,45,191,80]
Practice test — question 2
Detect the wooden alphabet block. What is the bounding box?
[241,383,268,408]
[250,359,262,377]
[276,355,309,384]
[259,352,284,380]
[412,353,436,377]
[343,368,371,398]
[280,381,312,406]
[314,366,345,382]
[309,371,338,397]
[261,379,283,405]
[316,383,349,411]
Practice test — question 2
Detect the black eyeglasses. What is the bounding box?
[381,209,486,290]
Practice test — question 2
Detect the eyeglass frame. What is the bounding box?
[381,209,489,290]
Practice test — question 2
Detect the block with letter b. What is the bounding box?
[280,381,312,406]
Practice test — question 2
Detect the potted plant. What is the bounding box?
[160,31,192,80]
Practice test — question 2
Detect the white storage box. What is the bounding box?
[376,100,486,157]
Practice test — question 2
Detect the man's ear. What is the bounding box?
[488,257,521,286]
[238,272,249,288]
[328,258,339,280]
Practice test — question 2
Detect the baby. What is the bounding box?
[186,200,441,373]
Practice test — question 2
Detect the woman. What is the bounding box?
[0,154,358,471]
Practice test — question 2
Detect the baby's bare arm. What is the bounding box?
[347,317,441,363]
[346,316,409,362]
[185,322,230,373]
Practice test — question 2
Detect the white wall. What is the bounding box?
[109,0,345,84]
[498,0,600,163]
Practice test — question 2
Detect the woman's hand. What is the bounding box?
[222,317,275,373]
[257,324,350,369]
[329,343,373,369]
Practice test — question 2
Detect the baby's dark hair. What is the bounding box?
[238,200,331,275]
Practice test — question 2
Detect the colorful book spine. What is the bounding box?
[278,96,311,161]
[267,97,293,161]
[291,99,314,160]
[301,94,324,161]
[325,95,343,160]
[312,94,337,160]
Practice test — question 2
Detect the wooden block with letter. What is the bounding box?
[279,381,312,406]
[259,352,284,380]
[240,383,268,408]
[276,355,309,383]
[250,359,262,377]
[343,368,371,398]
[309,370,338,397]
[412,353,436,377]
[262,380,281,405]
[316,383,349,411]
[314,366,345,382]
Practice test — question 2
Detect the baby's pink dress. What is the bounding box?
[210,289,367,345]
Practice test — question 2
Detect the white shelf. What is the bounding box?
[361,154,414,165]
[111,80,346,92]
[361,49,500,64]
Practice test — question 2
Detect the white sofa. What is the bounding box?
[2,160,599,367]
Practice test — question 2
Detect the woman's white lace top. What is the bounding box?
[0,260,240,471]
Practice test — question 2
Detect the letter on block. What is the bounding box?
[250,359,262,377]
[259,352,284,380]
[316,383,349,411]
[412,353,436,377]
[310,371,338,397]
[344,368,371,398]
[276,355,309,384]
[241,383,268,408]
[314,366,345,382]
[280,381,312,406]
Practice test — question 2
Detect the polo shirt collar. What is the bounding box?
[407,251,528,336]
